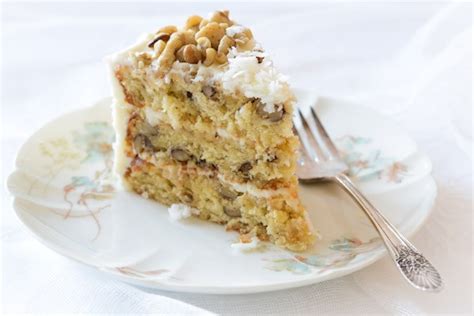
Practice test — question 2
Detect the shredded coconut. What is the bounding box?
[221,47,291,109]
[163,61,201,85]
[168,204,199,222]
[189,46,292,110]
[193,64,223,83]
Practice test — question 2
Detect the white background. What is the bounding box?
[1,1,472,314]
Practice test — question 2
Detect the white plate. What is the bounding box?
[7,91,436,294]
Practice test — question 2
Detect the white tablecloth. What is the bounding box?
[2,2,472,314]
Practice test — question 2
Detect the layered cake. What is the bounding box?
[107,10,314,251]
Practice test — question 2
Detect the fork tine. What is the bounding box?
[308,106,341,159]
[293,109,319,162]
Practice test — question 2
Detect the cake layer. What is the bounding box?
[125,113,298,185]
[125,157,313,251]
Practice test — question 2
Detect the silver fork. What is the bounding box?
[293,106,443,292]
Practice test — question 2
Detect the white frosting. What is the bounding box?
[217,174,287,198]
[105,34,156,190]
[163,62,202,85]
[168,204,199,222]
[192,64,224,84]
[106,61,133,190]
[231,237,262,252]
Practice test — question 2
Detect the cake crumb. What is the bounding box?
[168,203,199,222]
[231,236,262,253]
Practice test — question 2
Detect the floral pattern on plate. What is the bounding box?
[27,121,115,240]
[336,135,409,183]
[265,237,381,275]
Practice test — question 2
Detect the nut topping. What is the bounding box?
[217,35,234,56]
[203,48,216,66]
[182,44,202,64]
[195,22,225,49]
[185,15,203,30]
[156,31,185,76]
[176,46,186,62]
[209,10,231,25]
[227,25,254,50]
[148,11,259,74]
[147,32,170,48]
[158,25,178,35]
[150,11,256,72]
[183,30,197,45]
[199,18,209,29]
[196,37,211,51]
[215,52,227,64]
[153,39,166,56]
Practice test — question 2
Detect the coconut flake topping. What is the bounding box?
[168,203,199,221]
[221,47,291,111]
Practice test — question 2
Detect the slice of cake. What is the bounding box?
[107,10,314,251]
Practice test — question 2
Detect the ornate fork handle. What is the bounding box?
[334,174,443,292]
